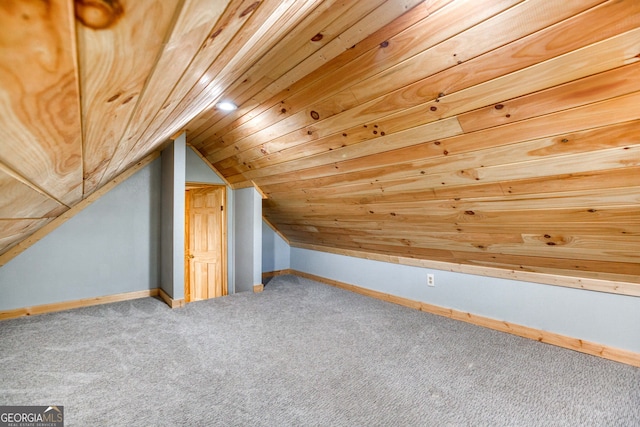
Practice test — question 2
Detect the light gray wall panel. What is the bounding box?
[291,247,640,353]
[172,137,186,300]
[185,147,225,185]
[234,187,262,292]
[262,221,290,273]
[160,135,186,299]
[160,144,175,296]
[0,159,162,311]
[252,189,262,286]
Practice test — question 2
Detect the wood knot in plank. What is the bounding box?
[536,234,571,246]
[380,41,389,48]
[240,1,260,18]
[75,0,123,30]
[207,28,223,44]
[310,110,320,120]
[311,33,323,42]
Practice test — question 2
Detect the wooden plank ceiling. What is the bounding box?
[1,0,639,290]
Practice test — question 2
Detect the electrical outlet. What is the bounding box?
[427,274,435,287]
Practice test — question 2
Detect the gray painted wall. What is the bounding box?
[160,135,186,299]
[160,143,175,297]
[0,158,162,311]
[185,147,225,185]
[291,247,640,353]
[252,190,262,285]
[234,188,262,292]
[262,221,290,273]
[0,137,263,309]
[185,146,235,293]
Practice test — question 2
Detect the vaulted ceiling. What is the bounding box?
[1,0,639,292]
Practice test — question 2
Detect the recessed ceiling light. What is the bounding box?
[217,101,237,111]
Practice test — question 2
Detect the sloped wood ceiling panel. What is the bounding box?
[188,0,640,289]
[0,0,638,292]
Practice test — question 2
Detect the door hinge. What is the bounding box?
[221,205,224,211]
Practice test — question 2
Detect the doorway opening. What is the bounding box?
[185,183,227,302]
